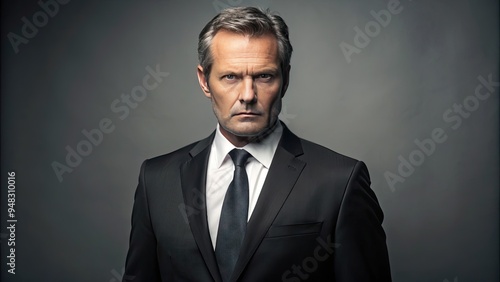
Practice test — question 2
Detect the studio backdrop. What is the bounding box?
[1,0,498,281]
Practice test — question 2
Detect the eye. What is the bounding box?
[256,74,273,81]
[223,74,236,80]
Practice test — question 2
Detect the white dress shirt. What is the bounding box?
[206,122,283,249]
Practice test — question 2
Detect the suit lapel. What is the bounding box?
[231,124,306,281]
[179,132,223,282]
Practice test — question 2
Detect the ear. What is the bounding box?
[280,65,291,98]
[197,65,211,98]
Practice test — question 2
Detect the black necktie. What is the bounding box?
[215,149,251,282]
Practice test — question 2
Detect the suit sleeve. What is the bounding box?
[334,161,392,282]
[123,160,162,282]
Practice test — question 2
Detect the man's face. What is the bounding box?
[197,30,290,145]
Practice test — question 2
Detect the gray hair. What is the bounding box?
[198,6,293,79]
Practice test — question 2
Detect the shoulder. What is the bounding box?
[296,136,360,167]
[142,132,214,172]
[279,123,364,174]
[294,136,373,201]
[291,135,371,184]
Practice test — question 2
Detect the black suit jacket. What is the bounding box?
[124,123,391,281]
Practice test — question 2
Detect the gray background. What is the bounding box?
[1,0,498,281]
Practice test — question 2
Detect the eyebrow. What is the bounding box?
[219,67,280,75]
[255,68,279,74]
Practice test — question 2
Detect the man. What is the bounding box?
[124,7,391,282]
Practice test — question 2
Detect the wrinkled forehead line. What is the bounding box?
[211,30,280,62]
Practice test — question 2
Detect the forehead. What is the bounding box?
[210,30,279,64]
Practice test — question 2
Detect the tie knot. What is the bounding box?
[229,149,251,167]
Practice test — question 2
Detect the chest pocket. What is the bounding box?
[265,222,323,238]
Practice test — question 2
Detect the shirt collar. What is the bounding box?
[212,121,283,169]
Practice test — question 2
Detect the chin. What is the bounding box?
[230,128,263,137]
[225,123,267,137]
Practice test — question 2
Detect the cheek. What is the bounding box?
[262,88,282,110]
[211,91,236,113]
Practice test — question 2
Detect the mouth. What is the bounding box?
[234,112,261,116]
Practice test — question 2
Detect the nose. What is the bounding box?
[239,77,257,104]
